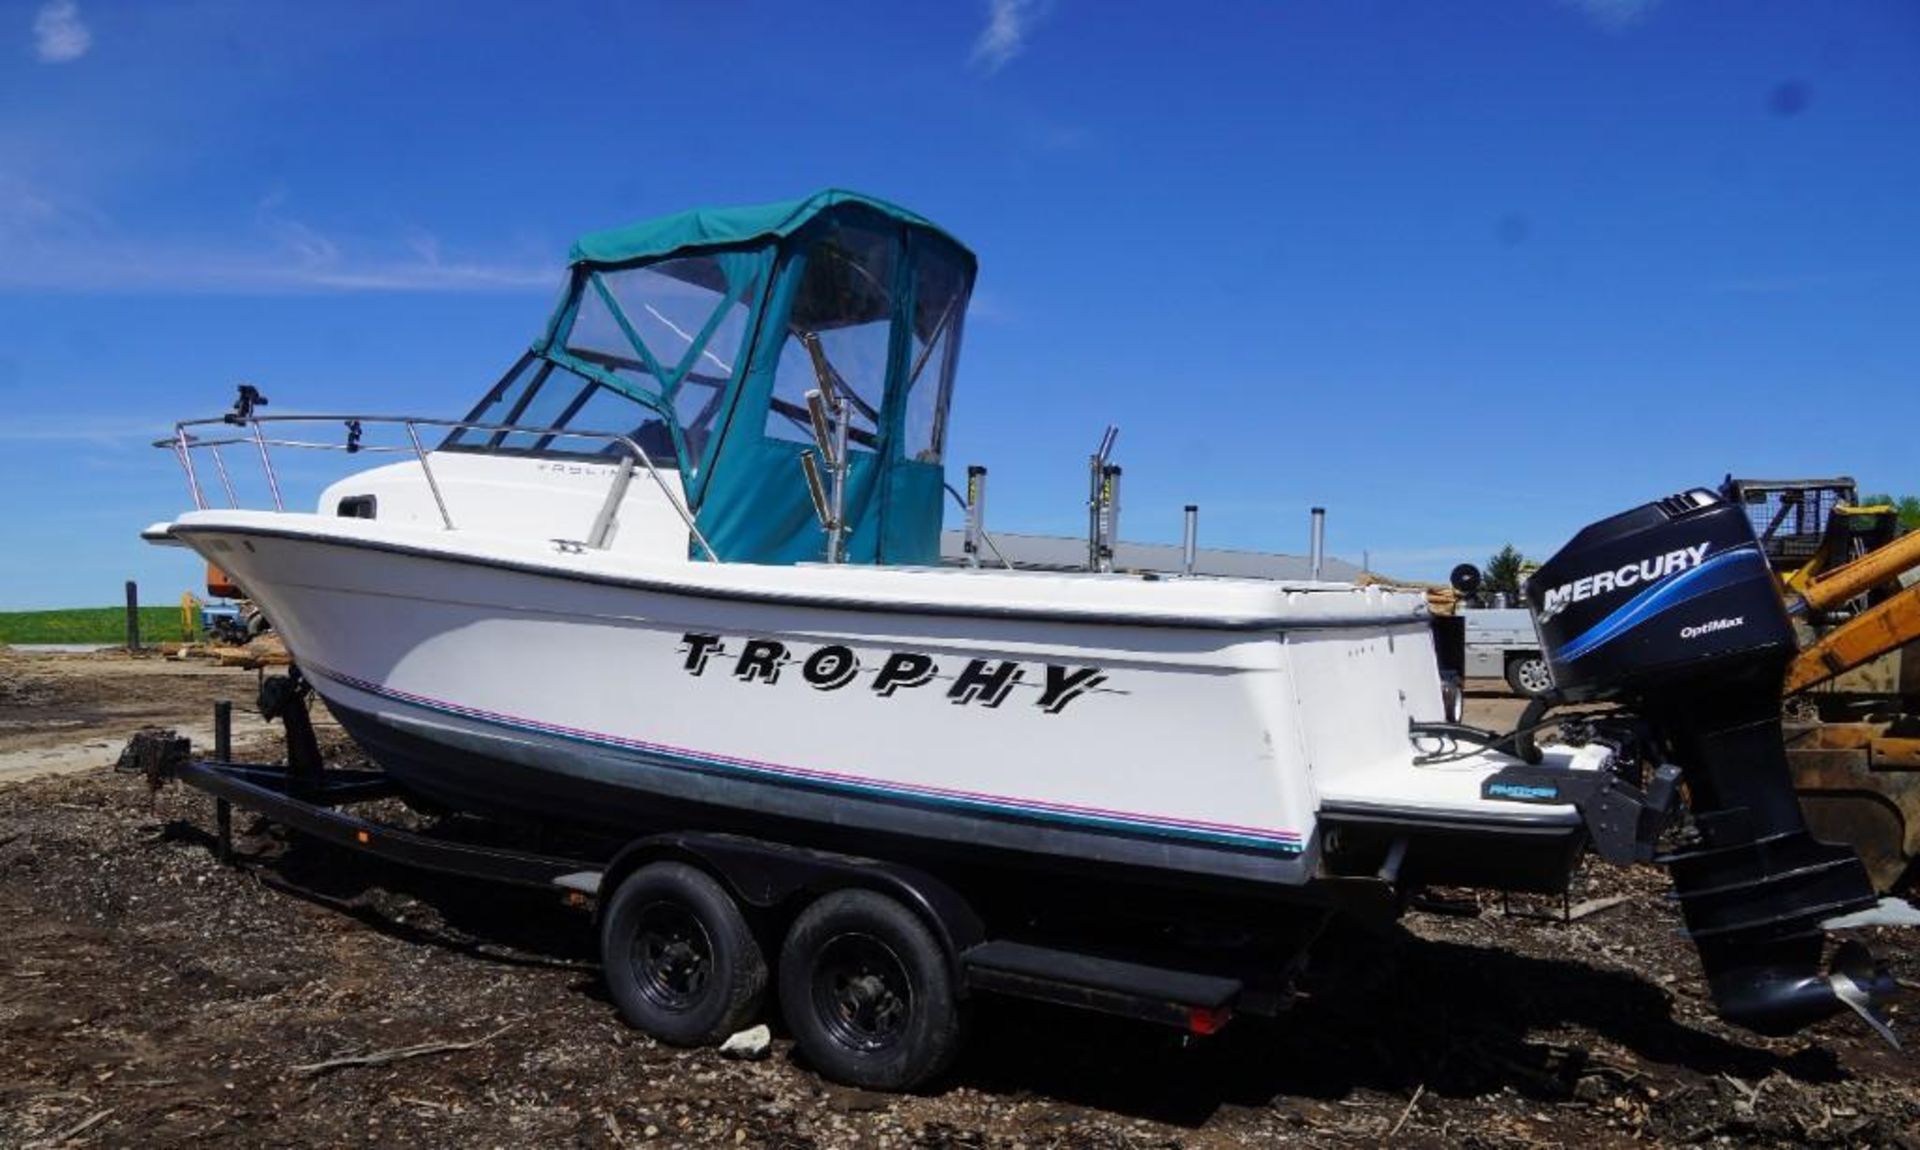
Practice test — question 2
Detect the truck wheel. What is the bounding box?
[779,889,963,1091]
[1506,653,1552,697]
[601,861,767,1046]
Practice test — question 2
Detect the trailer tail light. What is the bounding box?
[1185,1005,1231,1036]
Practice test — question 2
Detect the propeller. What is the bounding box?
[1827,941,1900,1049]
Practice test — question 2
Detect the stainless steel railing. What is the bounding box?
[157,414,720,561]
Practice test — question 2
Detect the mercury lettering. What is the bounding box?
[1539,542,1711,622]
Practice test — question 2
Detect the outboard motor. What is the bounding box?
[1528,487,1896,1038]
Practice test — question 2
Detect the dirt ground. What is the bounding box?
[0,649,255,784]
[2,649,1917,1148]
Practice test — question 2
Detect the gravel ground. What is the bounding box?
[2,650,1917,1148]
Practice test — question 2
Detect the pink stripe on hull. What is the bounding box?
[312,663,1305,846]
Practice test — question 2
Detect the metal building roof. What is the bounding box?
[938,530,1367,582]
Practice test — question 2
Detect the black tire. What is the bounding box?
[1506,653,1552,697]
[600,861,767,1046]
[779,889,963,1091]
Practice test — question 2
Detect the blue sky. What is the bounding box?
[2,0,1916,608]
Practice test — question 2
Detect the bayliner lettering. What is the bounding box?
[1539,542,1710,622]
[677,633,1108,714]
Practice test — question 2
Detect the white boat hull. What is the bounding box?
[164,508,1585,895]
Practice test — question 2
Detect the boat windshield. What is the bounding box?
[441,251,762,469]
[440,352,692,465]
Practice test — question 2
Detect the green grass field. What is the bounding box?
[0,606,201,646]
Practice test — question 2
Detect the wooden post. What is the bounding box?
[124,580,141,652]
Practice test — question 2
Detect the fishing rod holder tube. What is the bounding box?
[1182,504,1198,576]
[963,466,988,568]
[1527,487,1899,1041]
[1087,425,1120,572]
[799,386,852,563]
[1309,507,1326,582]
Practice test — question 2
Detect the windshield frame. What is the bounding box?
[437,350,690,469]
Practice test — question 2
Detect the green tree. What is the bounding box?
[1485,544,1528,600]
[1859,493,1920,533]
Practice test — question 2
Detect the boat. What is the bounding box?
[145,190,1900,1085]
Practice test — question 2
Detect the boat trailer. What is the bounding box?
[122,688,1277,1089]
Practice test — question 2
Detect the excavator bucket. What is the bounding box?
[1787,718,1920,891]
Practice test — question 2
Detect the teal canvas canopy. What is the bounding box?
[568,189,968,272]
[452,190,976,567]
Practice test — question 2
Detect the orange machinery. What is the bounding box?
[1726,478,1920,890]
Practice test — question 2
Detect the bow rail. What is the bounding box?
[156,413,719,560]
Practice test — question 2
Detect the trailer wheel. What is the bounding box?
[1506,653,1552,697]
[779,889,962,1091]
[601,862,766,1046]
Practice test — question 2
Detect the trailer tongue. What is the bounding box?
[1525,487,1899,1040]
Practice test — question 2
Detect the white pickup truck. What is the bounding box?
[1462,607,1551,696]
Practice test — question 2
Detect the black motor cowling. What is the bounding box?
[1530,489,1792,701]
[1527,488,1892,1037]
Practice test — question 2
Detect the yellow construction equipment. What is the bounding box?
[1781,514,1920,694]
[1787,582,1920,695]
[1726,477,1920,890]
[180,592,202,643]
[1776,501,1901,599]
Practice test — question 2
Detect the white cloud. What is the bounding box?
[269,257,558,293]
[0,178,555,295]
[256,192,343,267]
[1560,0,1659,34]
[7,241,560,295]
[0,174,60,232]
[0,418,176,445]
[33,0,92,64]
[971,0,1047,74]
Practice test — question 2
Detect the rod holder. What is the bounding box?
[1310,507,1327,582]
[800,388,851,563]
[806,390,837,467]
[963,466,988,569]
[801,452,831,529]
[1183,505,1199,576]
[1087,426,1121,572]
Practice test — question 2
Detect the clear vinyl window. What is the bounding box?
[902,244,969,464]
[443,355,679,466]
[764,221,898,454]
